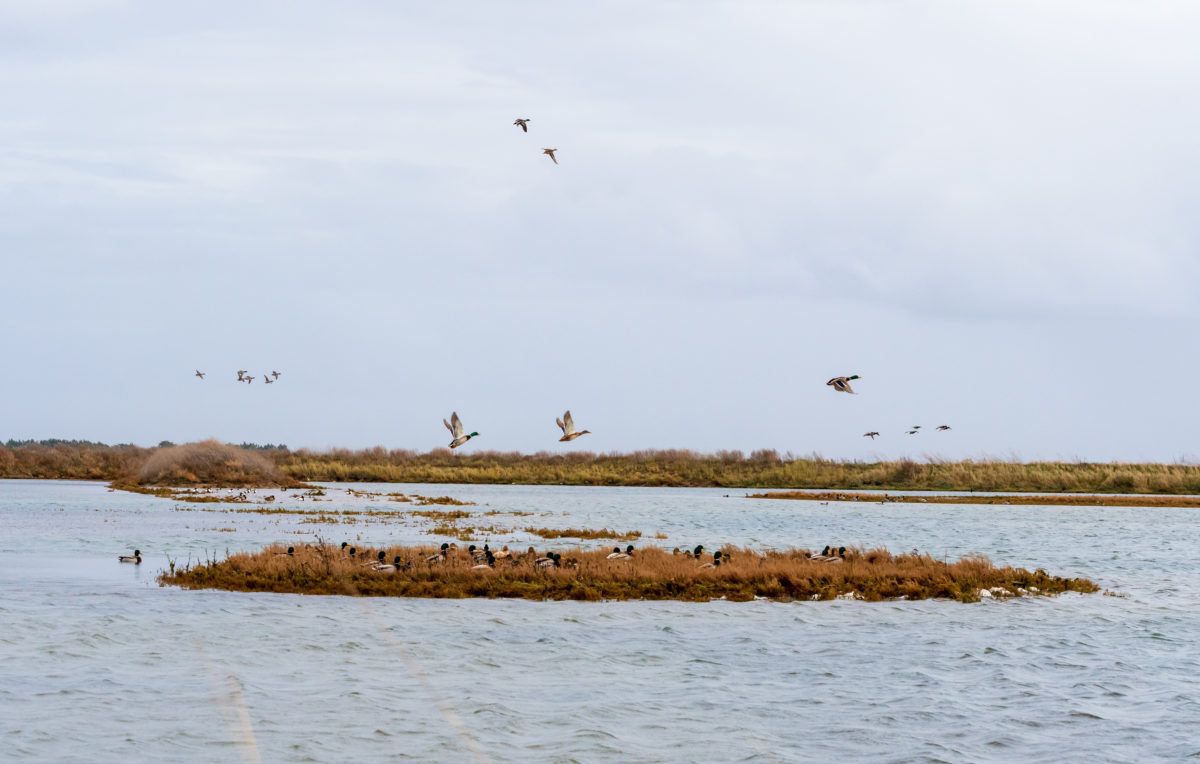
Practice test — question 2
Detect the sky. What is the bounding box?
[1,1,1198,461]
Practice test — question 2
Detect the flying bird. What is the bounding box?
[271,370,281,380]
[863,432,880,439]
[556,410,591,442]
[906,429,919,435]
[263,374,274,385]
[443,411,479,449]
[243,375,255,384]
[513,118,530,132]
[936,425,951,431]
[194,370,205,379]
[236,369,247,381]
[827,375,860,394]
[912,425,922,430]
[542,148,558,165]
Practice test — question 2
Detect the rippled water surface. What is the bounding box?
[3,480,1199,762]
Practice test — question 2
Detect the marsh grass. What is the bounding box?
[751,491,1200,508]
[160,543,1098,603]
[523,527,643,540]
[9,441,1200,494]
[135,440,295,487]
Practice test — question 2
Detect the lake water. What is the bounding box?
[2,479,1199,762]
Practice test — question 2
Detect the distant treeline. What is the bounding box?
[3,440,1200,494]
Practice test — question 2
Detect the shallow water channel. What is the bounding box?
[2,480,1198,761]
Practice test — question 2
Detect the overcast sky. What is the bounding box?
[2,1,1198,460]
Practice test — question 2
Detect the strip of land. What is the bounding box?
[160,543,1098,603]
[5,439,1200,494]
[749,491,1200,508]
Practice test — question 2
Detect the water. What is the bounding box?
[2,479,1199,762]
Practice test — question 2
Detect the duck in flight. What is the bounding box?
[543,148,558,165]
[243,375,255,384]
[906,429,919,435]
[513,117,530,132]
[936,425,951,431]
[863,431,880,439]
[556,410,591,442]
[444,412,479,449]
[118,549,142,564]
[194,370,205,380]
[236,370,247,381]
[263,374,274,385]
[271,370,281,380]
[827,375,860,394]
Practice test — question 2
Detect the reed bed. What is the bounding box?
[751,491,1200,508]
[6,440,1200,494]
[523,527,643,540]
[160,544,1098,603]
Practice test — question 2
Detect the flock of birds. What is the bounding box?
[826,375,952,440]
[193,369,282,385]
[510,116,558,165]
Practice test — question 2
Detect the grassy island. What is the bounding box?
[749,490,1200,508]
[160,544,1098,603]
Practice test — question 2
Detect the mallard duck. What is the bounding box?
[542,148,558,165]
[443,412,479,449]
[194,370,205,379]
[556,410,591,442]
[536,551,561,568]
[606,546,630,560]
[472,551,496,570]
[244,375,255,384]
[698,550,723,569]
[271,370,281,380]
[263,374,274,385]
[906,429,919,435]
[374,555,401,572]
[936,425,951,431]
[809,545,832,561]
[118,549,142,564]
[236,369,247,380]
[827,375,860,394]
[513,118,530,132]
[275,546,295,557]
[863,432,880,439]
[426,543,450,564]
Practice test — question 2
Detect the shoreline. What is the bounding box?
[749,490,1200,508]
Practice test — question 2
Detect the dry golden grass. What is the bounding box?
[523,527,643,540]
[7,441,1200,494]
[752,491,1200,508]
[160,544,1098,603]
[135,440,294,487]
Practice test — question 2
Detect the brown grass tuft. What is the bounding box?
[134,440,292,487]
[523,527,642,540]
[160,544,1099,603]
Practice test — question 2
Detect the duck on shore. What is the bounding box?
[606,546,631,560]
[426,543,451,564]
[698,550,723,569]
[118,549,142,564]
[374,555,402,572]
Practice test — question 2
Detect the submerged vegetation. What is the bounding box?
[161,543,1098,603]
[751,491,1200,508]
[4,440,1200,494]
